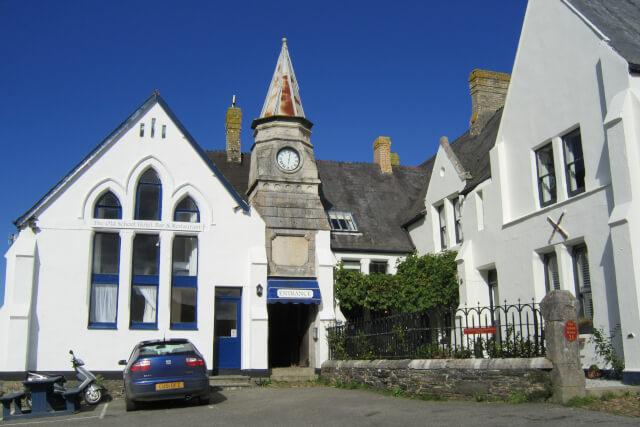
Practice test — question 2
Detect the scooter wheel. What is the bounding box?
[84,385,102,405]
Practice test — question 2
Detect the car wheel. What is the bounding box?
[125,397,136,412]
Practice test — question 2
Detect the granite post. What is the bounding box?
[540,290,586,403]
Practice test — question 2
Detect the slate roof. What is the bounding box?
[206,150,430,253]
[454,108,503,194]
[569,0,640,72]
[401,108,503,227]
[317,161,430,253]
[206,151,252,202]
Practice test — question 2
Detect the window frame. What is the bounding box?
[535,143,557,208]
[369,260,388,275]
[562,128,586,198]
[170,235,198,330]
[94,191,122,220]
[543,252,560,293]
[572,244,593,324]
[328,211,358,232]
[452,197,463,244]
[437,204,448,250]
[173,196,200,223]
[130,233,160,330]
[135,169,162,221]
[88,232,120,329]
[341,259,361,272]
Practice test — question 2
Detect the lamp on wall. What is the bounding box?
[256,283,263,297]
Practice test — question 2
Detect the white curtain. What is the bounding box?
[138,286,158,323]
[91,284,117,323]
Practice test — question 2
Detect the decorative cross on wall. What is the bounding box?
[547,212,568,243]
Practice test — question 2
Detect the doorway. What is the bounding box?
[214,288,242,372]
[268,304,316,368]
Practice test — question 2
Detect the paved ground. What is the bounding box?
[1,386,637,426]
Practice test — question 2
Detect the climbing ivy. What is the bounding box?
[335,251,459,316]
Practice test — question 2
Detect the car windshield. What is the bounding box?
[138,342,195,356]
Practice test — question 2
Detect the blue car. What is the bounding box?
[119,339,210,411]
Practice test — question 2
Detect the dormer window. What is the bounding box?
[328,211,357,232]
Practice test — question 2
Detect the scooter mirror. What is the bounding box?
[118,359,127,366]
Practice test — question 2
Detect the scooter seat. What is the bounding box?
[27,373,66,382]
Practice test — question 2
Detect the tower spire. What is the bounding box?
[260,38,305,118]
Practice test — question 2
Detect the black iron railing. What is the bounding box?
[327,301,545,360]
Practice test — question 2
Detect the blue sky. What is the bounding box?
[0,0,527,303]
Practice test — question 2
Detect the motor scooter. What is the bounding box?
[26,350,103,407]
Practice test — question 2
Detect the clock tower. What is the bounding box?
[248,38,330,278]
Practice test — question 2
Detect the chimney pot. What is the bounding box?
[469,69,510,135]
[390,152,400,167]
[226,99,242,163]
[373,136,393,174]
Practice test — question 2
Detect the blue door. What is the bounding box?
[214,289,242,370]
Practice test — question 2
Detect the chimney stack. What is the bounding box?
[225,95,242,163]
[373,136,393,174]
[469,69,510,136]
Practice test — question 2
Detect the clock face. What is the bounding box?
[276,147,301,171]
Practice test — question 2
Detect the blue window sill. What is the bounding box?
[170,323,198,331]
[172,276,197,287]
[130,323,158,330]
[88,323,117,330]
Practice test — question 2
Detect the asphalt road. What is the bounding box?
[0,386,636,426]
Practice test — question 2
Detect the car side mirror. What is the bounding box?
[118,359,127,366]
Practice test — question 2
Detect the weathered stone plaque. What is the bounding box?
[271,235,309,267]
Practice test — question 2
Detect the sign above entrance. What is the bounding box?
[267,279,321,305]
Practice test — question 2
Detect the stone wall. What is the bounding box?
[321,358,552,400]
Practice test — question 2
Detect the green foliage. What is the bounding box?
[590,327,625,378]
[392,387,406,397]
[416,343,472,359]
[335,252,459,316]
[327,328,348,360]
[484,328,539,358]
[257,378,272,387]
[93,374,106,388]
[566,395,599,407]
[507,391,530,404]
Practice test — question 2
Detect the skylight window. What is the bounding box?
[328,211,358,232]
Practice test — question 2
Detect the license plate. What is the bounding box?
[155,381,184,391]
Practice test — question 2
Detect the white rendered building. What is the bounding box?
[406,0,640,384]
[0,40,425,377]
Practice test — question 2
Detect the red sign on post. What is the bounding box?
[564,320,578,342]
[463,326,497,335]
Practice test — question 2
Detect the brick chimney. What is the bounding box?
[373,136,393,174]
[225,96,242,163]
[469,69,510,136]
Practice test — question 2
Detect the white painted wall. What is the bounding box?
[456,0,640,371]
[407,142,466,256]
[0,101,270,372]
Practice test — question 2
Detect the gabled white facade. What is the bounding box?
[407,139,467,256]
[0,98,273,373]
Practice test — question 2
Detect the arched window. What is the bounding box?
[94,191,122,219]
[174,196,200,223]
[135,169,162,220]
